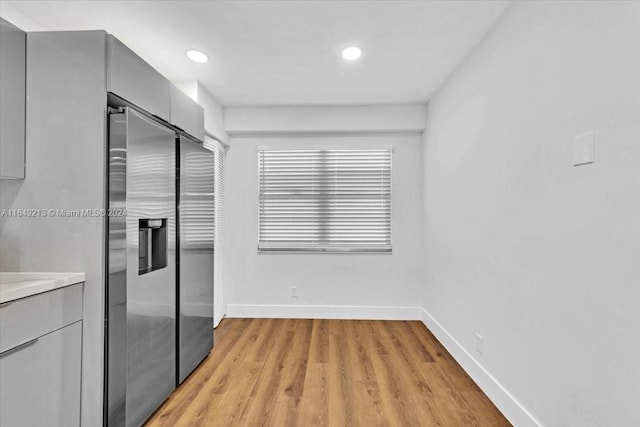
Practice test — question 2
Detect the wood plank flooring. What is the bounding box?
[146,319,511,426]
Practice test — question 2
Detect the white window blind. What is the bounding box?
[258,149,392,252]
[204,136,226,327]
[212,141,225,288]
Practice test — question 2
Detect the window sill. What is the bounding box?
[257,247,392,255]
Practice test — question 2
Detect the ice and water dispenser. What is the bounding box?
[138,218,168,274]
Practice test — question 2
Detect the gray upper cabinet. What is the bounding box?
[107,35,170,122]
[0,18,26,179]
[170,84,205,141]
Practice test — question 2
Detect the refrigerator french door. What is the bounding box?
[106,107,176,427]
[177,136,215,384]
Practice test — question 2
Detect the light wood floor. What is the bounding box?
[147,318,511,426]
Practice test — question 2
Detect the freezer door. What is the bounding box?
[178,137,214,384]
[107,107,176,427]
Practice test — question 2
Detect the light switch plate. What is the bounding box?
[573,131,595,166]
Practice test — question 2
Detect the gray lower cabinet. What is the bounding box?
[0,321,82,427]
[0,284,83,427]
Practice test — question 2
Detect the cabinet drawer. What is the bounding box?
[0,320,82,427]
[0,283,83,353]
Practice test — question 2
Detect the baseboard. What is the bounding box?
[226,304,422,320]
[420,308,542,427]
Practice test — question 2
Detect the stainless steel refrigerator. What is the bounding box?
[177,135,215,384]
[106,107,176,427]
[106,106,214,426]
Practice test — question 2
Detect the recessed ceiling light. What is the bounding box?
[341,46,362,61]
[186,49,209,64]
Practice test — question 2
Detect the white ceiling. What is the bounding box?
[1,1,511,107]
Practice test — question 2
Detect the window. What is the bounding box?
[258,149,392,252]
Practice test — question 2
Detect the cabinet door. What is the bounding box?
[107,35,170,122]
[0,18,26,179]
[0,321,82,427]
[170,84,204,141]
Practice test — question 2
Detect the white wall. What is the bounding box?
[421,1,640,426]
[224,105,425,319]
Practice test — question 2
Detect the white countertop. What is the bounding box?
[0,272,85,304]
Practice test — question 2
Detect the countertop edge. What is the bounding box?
[0,272,86,304]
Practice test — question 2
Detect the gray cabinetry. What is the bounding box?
[0,284,83,427]
[170,83,205,141]
[107,35,170,122]
[0,18,26,179]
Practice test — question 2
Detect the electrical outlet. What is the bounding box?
[475,333,484,355]
[290,286,297,298]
